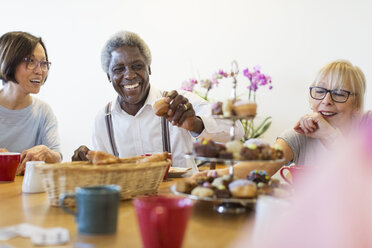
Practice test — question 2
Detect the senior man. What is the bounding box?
[73,31,243,170]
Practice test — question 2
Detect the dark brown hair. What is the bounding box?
[0,31,49,84]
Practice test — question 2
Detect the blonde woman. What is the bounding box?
[200,60,367,178]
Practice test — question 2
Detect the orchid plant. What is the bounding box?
[243,65,272,102]
[181,63,273,141]
[180,69,234,101]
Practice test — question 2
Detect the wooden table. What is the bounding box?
[0,176,254,248]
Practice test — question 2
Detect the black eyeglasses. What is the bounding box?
[309,86,355,103]
[23,58,51,72]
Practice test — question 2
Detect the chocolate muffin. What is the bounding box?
[193,138,220,158]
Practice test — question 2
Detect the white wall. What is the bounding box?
[1,0,371,161]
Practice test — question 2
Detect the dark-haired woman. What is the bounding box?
[0,31,61,174]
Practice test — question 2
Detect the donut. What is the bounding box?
[228,179,257,198]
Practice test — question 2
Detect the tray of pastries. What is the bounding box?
[171,170,292,207]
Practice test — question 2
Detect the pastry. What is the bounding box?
[247,170,270,184]
[215,189,231,198]
[86,150,121,165]
[153,97,170,116]
[175,181,194,194]
[223,99,234,117]
[240,144,260,160]
[193,138,220,158]
[211,175,232,188]
[233,100,257,116]
[225,140,244,160]
[257,184,274,195]
[191,186,214,197]
[228,179,257,198]
[211,101,223,115]
[218,150,233,159]
[137,152,168,163]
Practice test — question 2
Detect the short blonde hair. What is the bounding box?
[312,60,366,111]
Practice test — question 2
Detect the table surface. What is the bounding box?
[0,173,254,248]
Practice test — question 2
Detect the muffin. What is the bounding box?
[233,100,257,116]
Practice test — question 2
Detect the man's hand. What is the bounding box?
[0,148,8,153]
[164,90,205,134]
[17,145,61,175]
[72,145,90,161]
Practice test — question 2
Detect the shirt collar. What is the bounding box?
[113,85,163,115]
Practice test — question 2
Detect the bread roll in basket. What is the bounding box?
[36,151,170,206]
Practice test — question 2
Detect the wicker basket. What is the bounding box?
[36,159,170,207]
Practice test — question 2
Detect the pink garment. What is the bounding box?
[232,125,372,248]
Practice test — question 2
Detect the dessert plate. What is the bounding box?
[170,185,256,206]
[168,167,191,177]
[185,153,285,164]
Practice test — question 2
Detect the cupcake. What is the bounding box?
[233,100,257,116]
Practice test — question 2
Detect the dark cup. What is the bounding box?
[0,152,21,181]
[59,185,121,235]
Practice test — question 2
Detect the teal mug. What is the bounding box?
[59,185,121,235]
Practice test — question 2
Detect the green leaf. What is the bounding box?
[253,122,272,138]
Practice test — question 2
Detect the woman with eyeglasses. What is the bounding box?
[194,60,366,179]
[275,60,366,168]
[0,31,62,175]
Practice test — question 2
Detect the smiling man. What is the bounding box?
[73,31,243,170]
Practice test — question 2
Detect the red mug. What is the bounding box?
[133,196,194,248]
[0,152,21,181]
[280,165,311,185]
[145,153,172,180]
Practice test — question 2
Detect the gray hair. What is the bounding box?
[101,31,152,73]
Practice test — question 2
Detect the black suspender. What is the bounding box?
[104,101,171,157]
[105,102,119,157]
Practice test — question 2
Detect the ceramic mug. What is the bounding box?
[280,165,311,185]
[59,185,121,234]
[22,161,45,193]
[0,152,21,181]
[133,196,194,248]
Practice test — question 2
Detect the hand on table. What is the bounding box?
[17,145,61,175]
[71,145,90,161]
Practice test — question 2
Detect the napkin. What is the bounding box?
[0,223,69,246]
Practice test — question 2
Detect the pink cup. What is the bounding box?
[0,152,21,181]
[133,196,194,248]
[280,165,312,185]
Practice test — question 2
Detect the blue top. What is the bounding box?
[0,97,61,153]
